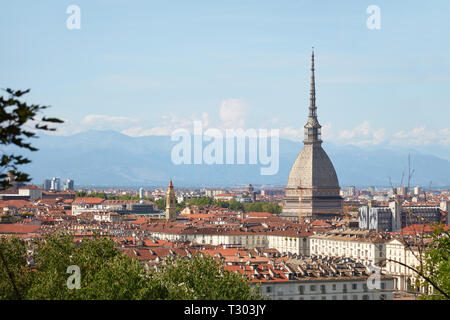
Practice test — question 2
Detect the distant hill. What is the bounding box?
[12,130,450,188]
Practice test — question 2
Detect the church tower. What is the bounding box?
[165,179,176,222]
[281,49,343,222]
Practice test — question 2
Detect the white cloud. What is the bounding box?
[121,126,173,137]
[40,114,139,136]
[279,122,333,142]
[219,98,247,129]
[44,105,450,149]
[81,114,139,127]
[279,126,303,141]
[334,121,386,146]
[121,112,211,137]
[391,127,450,146]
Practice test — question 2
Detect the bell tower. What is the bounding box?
[165,179,176,222]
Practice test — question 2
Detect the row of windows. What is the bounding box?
[311,239,374,249]
[282,294,386,300]
[266,282,386,294]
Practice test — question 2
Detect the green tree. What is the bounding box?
[1,234,261,300]
[418,227,450,300]
[187,197,213,207]
[25,233,159,299]
[0,237,33,299]
[151,253,263,300]
[0,88,63,189]
[154,197,185,212]
[155,198,165,211]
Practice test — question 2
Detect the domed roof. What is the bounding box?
[286,144,339,189]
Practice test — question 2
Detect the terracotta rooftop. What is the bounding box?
[0,224,41,234]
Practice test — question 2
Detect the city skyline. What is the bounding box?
[2,1,449,305]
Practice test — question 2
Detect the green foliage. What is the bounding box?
[0,237,33,299]
[151,253,263,300]
[185,197,281,214]
[74,191,148,201]
[154,198,185,212]
[0,234,260,300]
[0,88,63,190]
[155,198,165,211]
[418,226,450,300]
[187,197,214,207]
[26,233,160,299]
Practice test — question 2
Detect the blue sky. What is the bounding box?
[1,0,449,147]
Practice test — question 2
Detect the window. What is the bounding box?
[380,294,386,300]
[352,283,357,290]
[320,285,326,294]
[298,286,304,295]
[321,296,326,300]
[310,285,316,292]
[332,295,337,300]
[342,295,347,300]
[266,287,272,293]
[363,284,368,292]
[310,296,316,300]
[381,282,386,290]
[332,284,337,291]
[343,284,347,293]
[363,295,369,300]
[353,295,358,300]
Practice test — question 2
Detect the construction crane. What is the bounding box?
[424,180,432,202]
[407,153,415,196]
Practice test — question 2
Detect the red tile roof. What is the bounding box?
[246,212,274,218]
[0,224,40,234]
[399,224,450,235]
[0,200,34,209]
[73,197,105,205]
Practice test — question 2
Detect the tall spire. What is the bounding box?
[303,47,322,144]
[309,47,317,118]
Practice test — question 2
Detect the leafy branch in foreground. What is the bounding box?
[0,88,63,190]
[418,227,450,300]
[0,234,262,300]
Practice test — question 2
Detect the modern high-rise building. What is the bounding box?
[139,187,144,199]
[50,177,61,191]
[43,179,51,191]
[413,186,422,196]
[63,179,74,191]
[281,50,343,222]
[348,186,356,196]
[396,186,408,196]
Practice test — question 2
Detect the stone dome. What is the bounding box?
[286,144,339,189]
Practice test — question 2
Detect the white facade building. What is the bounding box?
[257,277,394,300]
[385,238,434,295]
[310,234,386,266]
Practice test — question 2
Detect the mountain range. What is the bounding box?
[11,130,450,189]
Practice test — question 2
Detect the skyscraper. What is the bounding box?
[281,49,343,222]
[64,179,74,191]
[43,179,51,191]
[51,177,61,191]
